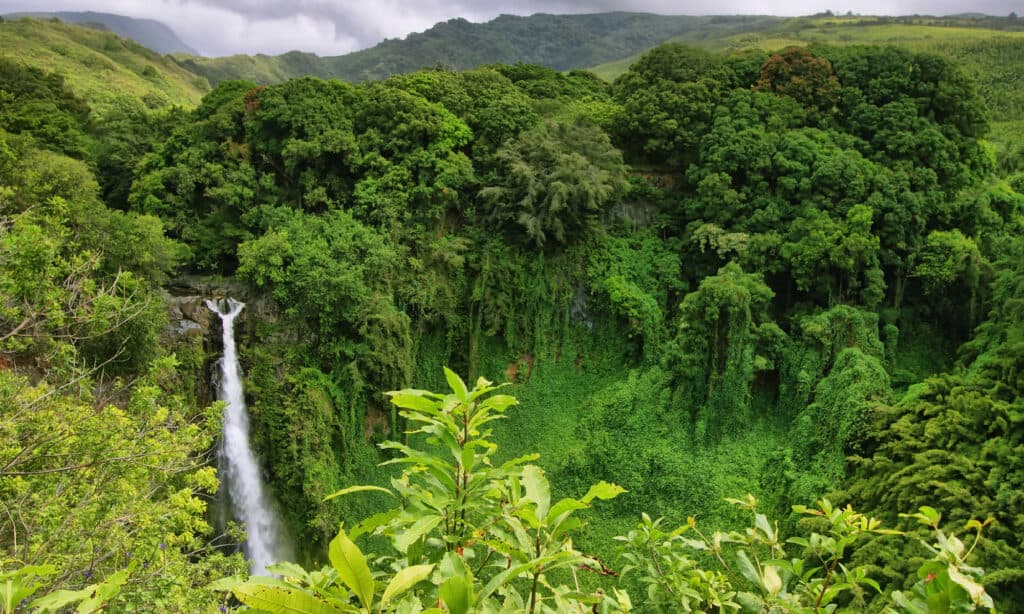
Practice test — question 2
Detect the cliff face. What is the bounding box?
[166,294,213,339]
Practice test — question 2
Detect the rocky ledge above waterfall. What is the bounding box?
[165,295,213,339]
[164,275,276,340]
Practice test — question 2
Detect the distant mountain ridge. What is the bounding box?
[4,11,197,54]
[175,12,785,85]
[5,10,1024,128]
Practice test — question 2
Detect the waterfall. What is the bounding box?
[206,298,292,575]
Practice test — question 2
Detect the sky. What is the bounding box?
[1,0,1021,57]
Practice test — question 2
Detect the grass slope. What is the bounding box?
[4,11,197,55]
[591,15,1024,122]
[173,50,334,87]
[0,17,209,114]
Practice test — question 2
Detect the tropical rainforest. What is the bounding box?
[2,11,1024,613]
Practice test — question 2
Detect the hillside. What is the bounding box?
[0,16,208,114]
[177,12,784,85]
[4,10,198,54]
[591,15,1024,123]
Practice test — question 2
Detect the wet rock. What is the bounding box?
[165,294,213,339]
[167,275,276,324]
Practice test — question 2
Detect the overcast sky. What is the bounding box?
[1,0,1021,57]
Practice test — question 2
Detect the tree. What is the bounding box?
[236,208,410,387]
[480,118,628,248]
[0,59,91,158]
[129,80,257,271]
[0,361,245,611]
[618,497,994,613]
[667,263,784,439]
[781,204,884,306]
[352,83,475,229]
[755,47,841,123]
[612,44,735,166]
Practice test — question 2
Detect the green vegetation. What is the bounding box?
[0,67,241,611]
[214,374,993,613]
[0,17,207,114]
[592,15,1024,124]
[2,11,1024,613]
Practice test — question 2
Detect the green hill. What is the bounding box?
[591,15,1024,122]
[4,10,198,54]
[0,16,209,114]
[178,12,785,85]
[173,50,335,86]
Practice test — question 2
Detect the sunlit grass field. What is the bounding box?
[0,16,208,114]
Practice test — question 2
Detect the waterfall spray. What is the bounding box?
[206,298,292,575]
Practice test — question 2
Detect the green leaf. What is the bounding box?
[754,513,774,541]
[1,580,36,614]
[460,445,475,472]
[207,575,246,592]
[478,560,540,604]
[388,393,441,414]
[31,588,92,613]
[546,497,588,525]
[735,550,762,588]
[947,566,994,607]
[349,509,400,541]
[394,516,443,553]
[477,394,518,412]
[329,526,375,610]
[964,518,991,532]
[680,537,708,550]
[444,367,469,402]
[266,563,312,584]
[468,377,497,401]
[440,552,471,578]
[821,582,851,605]
[735,591,764,612]
[891,590,928,614]
[439,574,475,614]
[521,465,551,524]
[380,564,434,608]
[860,577,882,593]
[324,485,395,502]
[75,564,132,613]
[233,582,353,614]
[762,565,782,596]
[550,516,584,540]
[580,481,626,504]
[917,506,942,526]
[5,565,56,579]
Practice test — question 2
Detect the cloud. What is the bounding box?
[2,0,1022,56]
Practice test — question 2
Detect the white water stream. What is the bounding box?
[206,298,292,575]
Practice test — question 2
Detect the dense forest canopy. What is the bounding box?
[2,14,1024,612]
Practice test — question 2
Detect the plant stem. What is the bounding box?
[528,529,542,614]
[815,556,840,611]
